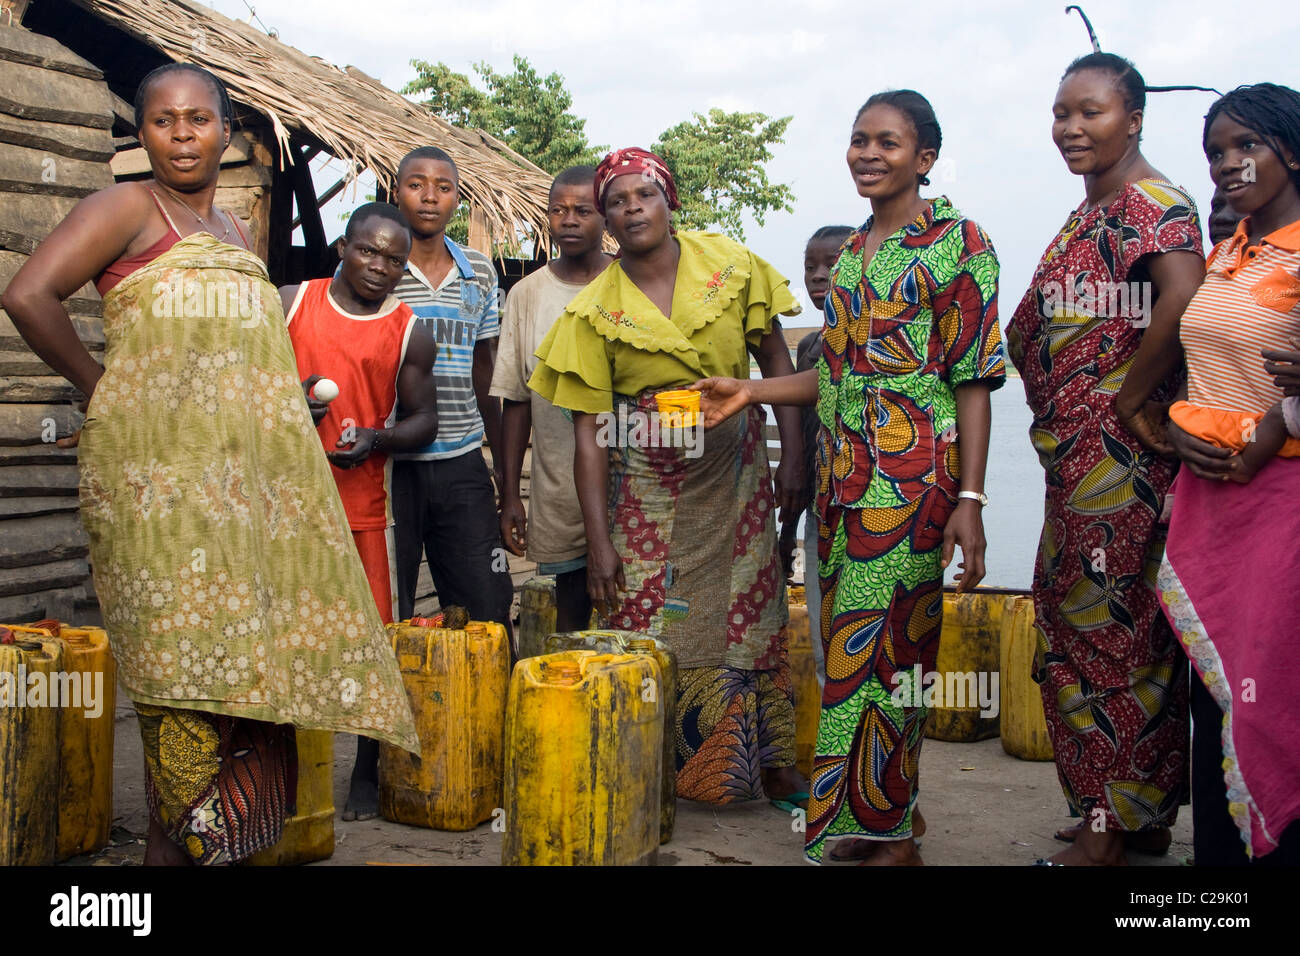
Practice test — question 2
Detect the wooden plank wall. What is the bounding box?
[0,23,114,624]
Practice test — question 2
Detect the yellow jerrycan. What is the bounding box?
[28,622,117,860]
[503,651,662,865]
[0,628,63,865]
[245,729,335,865]
[999,595,1054,761]
[379,619,510,830]
[785,587,820,779]
[517,576,557,659]
[544,630,677,844]
[924,591,1003,742]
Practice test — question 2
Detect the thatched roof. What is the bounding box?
[68,0,553,246]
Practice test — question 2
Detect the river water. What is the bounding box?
[972,377,1041,589]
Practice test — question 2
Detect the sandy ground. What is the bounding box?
[64,683,1193,867]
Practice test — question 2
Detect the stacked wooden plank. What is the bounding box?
[0,24,114,623]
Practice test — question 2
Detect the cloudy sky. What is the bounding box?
[207,0,1288,325]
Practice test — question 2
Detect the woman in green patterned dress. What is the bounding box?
[3,64,417,865]
[695,90,1005,865]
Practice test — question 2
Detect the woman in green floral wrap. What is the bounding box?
[3,64,417,865]
[695,91,1005,865]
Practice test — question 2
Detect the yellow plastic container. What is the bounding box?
[786,591,820,779]
[654,389,700,428]
[31,623,117,861]
[245,729,335,865]
[379,619,509,830]
[503,651,662,866]
[924,592,1003,742]
[0,630,63,866]
[517,576,557,659]
[544,630,677,844]
[999,596,1054,761]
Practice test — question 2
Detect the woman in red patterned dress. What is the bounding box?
[1006,53,1206,865]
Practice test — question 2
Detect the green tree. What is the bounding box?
[402,59,795,244]
[653,109,795,240]
[404,56,604,174]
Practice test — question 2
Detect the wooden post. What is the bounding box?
[289,141,329,277]
[466,203,491,255]
[0,1,31,27]
[241,126,276,263]
[266,140,294,285]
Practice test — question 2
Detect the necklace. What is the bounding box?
[155,184,230,241]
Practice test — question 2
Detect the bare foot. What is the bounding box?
[857,838,923,866]
[829,807,926,861]
[1047,827,1127,866]
[1054,820,1086,842]
[142,814,194,867]
[1055,821,1170,855]
[762,764,809,802]
[343,736,380,822]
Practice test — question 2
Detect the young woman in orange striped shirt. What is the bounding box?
[1161,82,1300,865]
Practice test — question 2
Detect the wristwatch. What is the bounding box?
[958,490,988,506]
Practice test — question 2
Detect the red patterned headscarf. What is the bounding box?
[593,147,681,216]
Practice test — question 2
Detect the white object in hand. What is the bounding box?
[313,378,340,403]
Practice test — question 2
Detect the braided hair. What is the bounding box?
[856,90,942,187]
[1062,52,1146,113]
[1203,83,1300,192]
[133,62,233,131]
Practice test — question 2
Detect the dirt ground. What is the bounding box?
[65,683,1193,867]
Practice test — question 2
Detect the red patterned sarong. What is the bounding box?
[601,390,793,800]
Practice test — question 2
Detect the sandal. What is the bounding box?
[769,791,809,813]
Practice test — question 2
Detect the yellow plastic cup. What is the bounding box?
[655,389,700,429]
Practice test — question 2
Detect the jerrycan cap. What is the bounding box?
[627,639,657,654]
[543,660,583,685]
[60,627,92,646]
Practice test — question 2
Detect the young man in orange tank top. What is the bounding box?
[281,203,438,821]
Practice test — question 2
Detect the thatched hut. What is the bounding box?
[0,0,554,622]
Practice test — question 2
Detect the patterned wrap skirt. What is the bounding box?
[136,704,296,864]
[600,390,794,802]
[805,477,956,863]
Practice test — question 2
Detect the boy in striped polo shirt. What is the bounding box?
[390,147,513,642]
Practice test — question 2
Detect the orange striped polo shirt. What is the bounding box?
[1181,217,1300,418]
